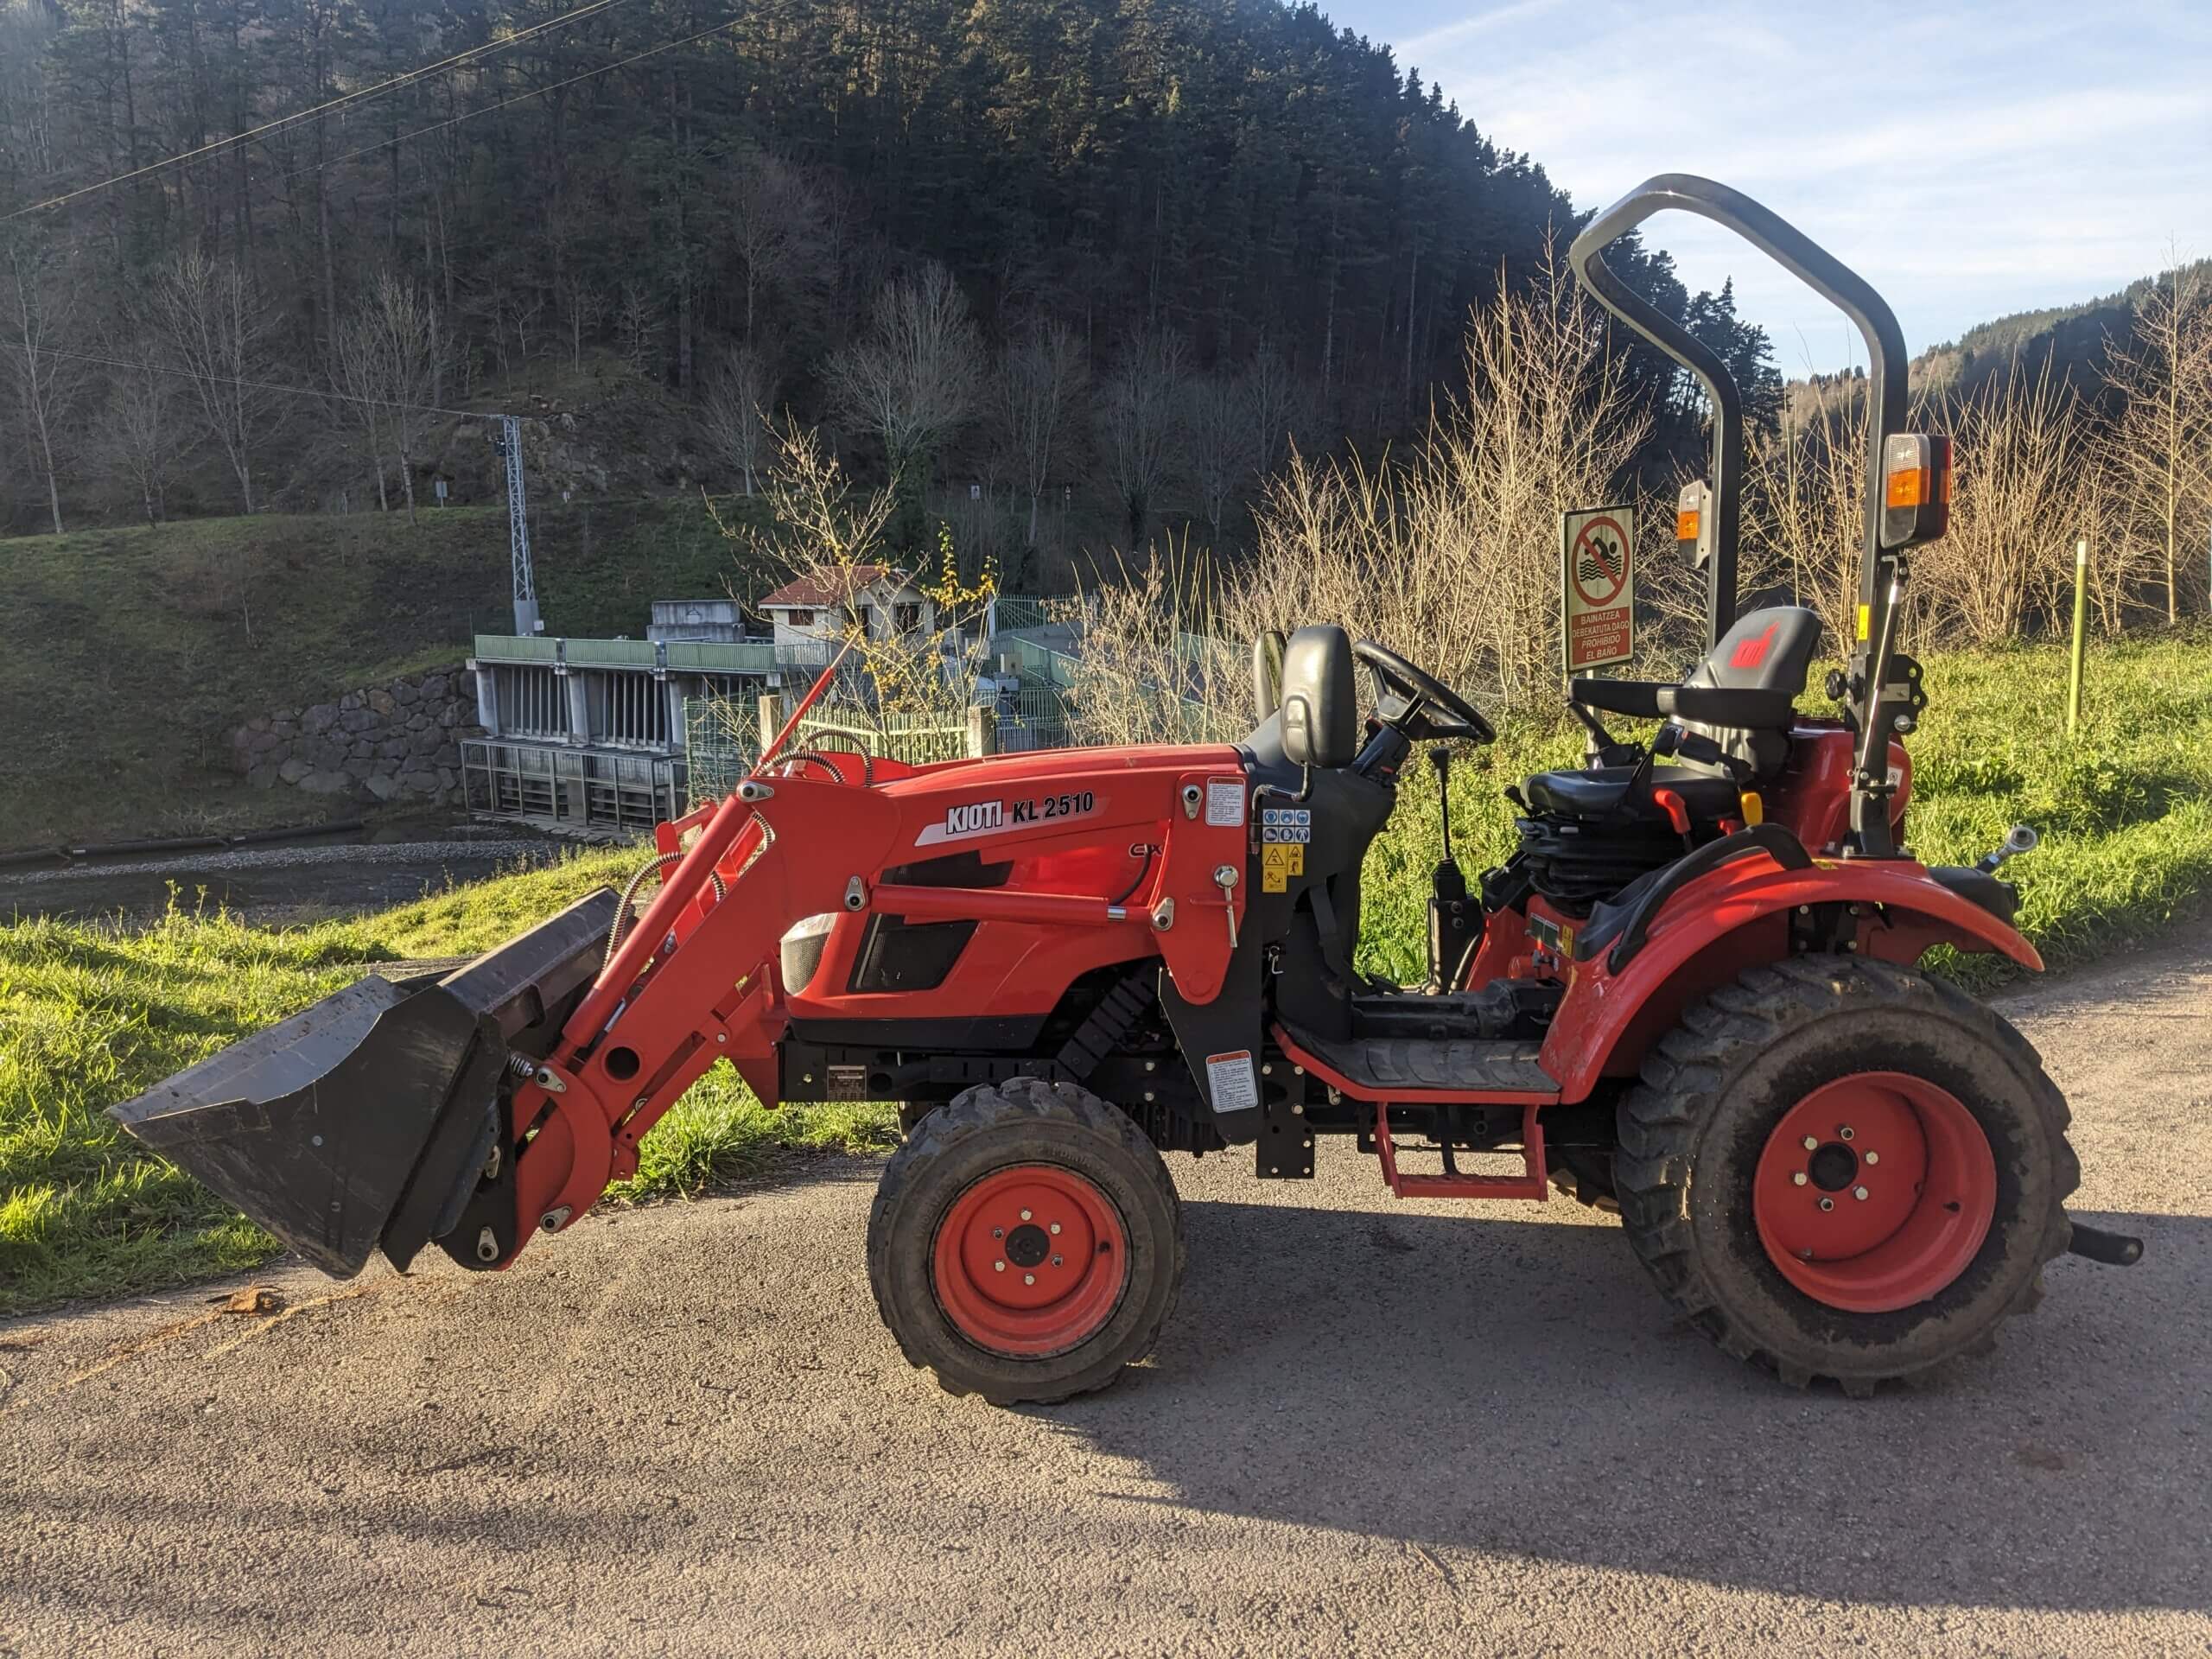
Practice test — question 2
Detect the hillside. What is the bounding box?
[0,497,754,850]
[1909,258,2212,401]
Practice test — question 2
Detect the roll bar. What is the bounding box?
[1567,175,1916,856]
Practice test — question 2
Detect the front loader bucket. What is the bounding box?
[109,887,621,1277]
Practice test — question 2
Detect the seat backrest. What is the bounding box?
[1687,606,1823,696]
[1280,625,1359,769]
[1676,606,1824,779]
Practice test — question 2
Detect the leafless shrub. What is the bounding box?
[1236,239,1646,708]
[1063,542,1239,747]
[1916,364,2083,645]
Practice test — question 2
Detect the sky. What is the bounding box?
[1336,0,2212,375]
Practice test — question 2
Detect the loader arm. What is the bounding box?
[476,752,1254,1272]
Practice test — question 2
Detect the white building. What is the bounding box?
[758,565,934,652]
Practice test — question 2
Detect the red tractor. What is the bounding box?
[117,176,2139,1403]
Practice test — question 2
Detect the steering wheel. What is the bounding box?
[1352,640,1496,744]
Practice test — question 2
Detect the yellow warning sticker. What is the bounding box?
[1856,602,1872,640]
[1261,842,1305,893]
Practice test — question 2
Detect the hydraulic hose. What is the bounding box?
[603,850,729,969]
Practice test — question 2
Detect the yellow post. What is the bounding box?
[2066,536,2089,735]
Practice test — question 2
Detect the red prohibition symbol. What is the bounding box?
[1571,516,1630,608]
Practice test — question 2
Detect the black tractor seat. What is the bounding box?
[1521,764,1741,824]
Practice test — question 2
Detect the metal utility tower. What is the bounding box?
[500,414,542,635]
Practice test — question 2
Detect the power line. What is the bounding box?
[3,0,645,224]
[0,340,499,422]
[272,16,750,187]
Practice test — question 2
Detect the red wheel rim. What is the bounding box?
[1752,1071,1997,1313]
[931,1165,1130,1357]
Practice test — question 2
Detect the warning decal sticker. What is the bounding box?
[1205,1050,1262,1115]
[1205,778,1246,828]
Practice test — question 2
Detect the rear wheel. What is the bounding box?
[868,1077,1183,1404]
[1615,957,2075,1395]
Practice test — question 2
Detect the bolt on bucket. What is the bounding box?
[109,888,620,1278]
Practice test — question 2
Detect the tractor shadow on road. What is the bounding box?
[1050,1198,2211,1614]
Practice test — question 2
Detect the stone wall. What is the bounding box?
[229,664,484,805]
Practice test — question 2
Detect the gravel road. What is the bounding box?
[2,938,2207,1657]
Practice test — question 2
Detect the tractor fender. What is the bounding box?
[1540,857,2042,1103]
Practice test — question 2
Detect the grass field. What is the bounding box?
[0,497,760,850]
[3,632,2208,1315]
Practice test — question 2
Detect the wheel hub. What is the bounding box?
[1752,1072,1997,1313]
[931,1165,1129,1357]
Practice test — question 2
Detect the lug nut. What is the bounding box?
[1793,1172,1808,1186]
[1802,1136,1819,1151]
[1854,1185,1870,1201]
[992,1227,1004,1239]
[994,1261,1006,1273]
[1839,1126,1855,1141]
[1023,1274,1035,1286]
[1049,1223,1062,1235]
[1865,1152,1880,1166]
[1020,1209,1032,1221]
[1051,1255,1063,1267]
[1819,1197,1834,1211]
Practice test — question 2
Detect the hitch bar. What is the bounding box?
[2065,1221,2145,1267]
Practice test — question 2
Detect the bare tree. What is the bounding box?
[149,249,270,513]
[699,342,779,495]
[91,330,180,524]
[2101,262,2212,624]
[996,321,1087,544]
[332,301,394,511]
[330,272,442,523]
[616,280,657,376]
[825,262,984,502]
[559,271,604,372]
[1182,371,1257,540]
[1241,340,1306,481]
[725,149,822,343]
[3,234,80,534]
[1096,327,1186,546]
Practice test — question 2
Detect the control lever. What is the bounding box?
[1426,747,1479,992]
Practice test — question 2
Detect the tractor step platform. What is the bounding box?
[1276,1032,1557,1102]
[1274,1030,1557,1201]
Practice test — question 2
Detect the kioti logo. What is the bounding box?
[1731,621,1780,670]
[944,800,1005,836]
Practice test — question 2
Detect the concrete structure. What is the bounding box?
[648,599,746,644]
[463,632,792,836]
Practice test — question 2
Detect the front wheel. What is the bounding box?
[868,1077,1184,1404]
[1614,957,2077,1395]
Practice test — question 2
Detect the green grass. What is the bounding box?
[0,496,765,850]
[1356,631,2212,988]
[0,844,893,1314]
[3,633,2208,1316]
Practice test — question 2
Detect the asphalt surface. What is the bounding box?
[3,937,2208,1657]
